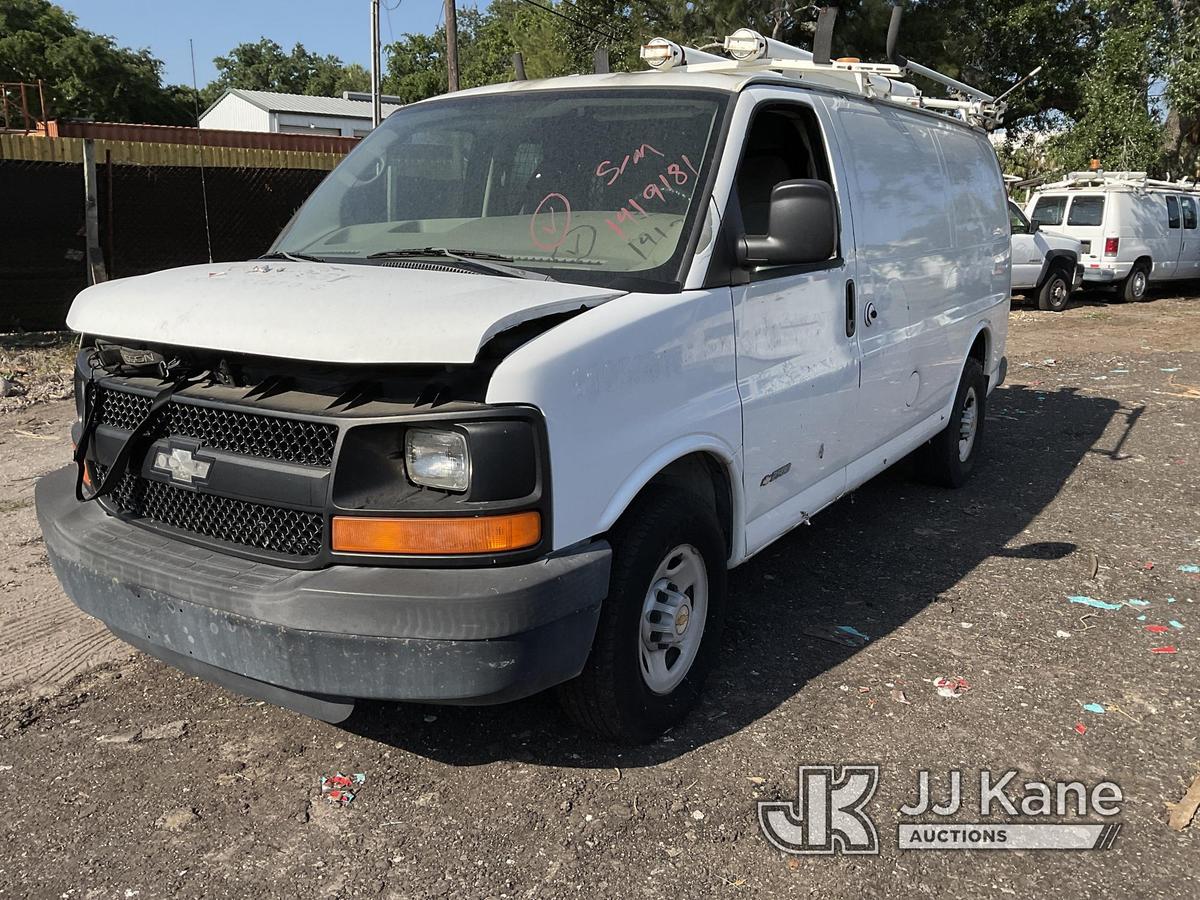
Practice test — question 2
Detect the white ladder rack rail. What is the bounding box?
[639,8,1007,132]
[643,48,1007,130]
[1038,171,1200,193]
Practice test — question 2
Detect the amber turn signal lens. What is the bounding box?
[331,511,541,555]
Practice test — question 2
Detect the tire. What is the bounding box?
[1117,262,1149,303]
[918,358,987,488]
[556,485,727,743]
[1037,266,1071,312]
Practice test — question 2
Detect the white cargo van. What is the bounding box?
[37,25,1011,741]
[1027,171,1200,301]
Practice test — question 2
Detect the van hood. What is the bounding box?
[66,260,625,364]
[1036,230,1083,254]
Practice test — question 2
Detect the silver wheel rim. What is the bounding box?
[1050,278,1067,307]
[638,544,708,695]
[1132,271,1146,297]
[958,386,978,462]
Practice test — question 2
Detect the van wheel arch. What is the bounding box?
[641,452,734,560]
[1117,257,1151,303]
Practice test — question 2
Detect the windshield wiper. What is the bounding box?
[258,251,327,263]
[365,247,552,281]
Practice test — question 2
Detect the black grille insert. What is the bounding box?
[94,386,339,468]
[95,465,323,557]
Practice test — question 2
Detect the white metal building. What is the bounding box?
[199,89,404,137]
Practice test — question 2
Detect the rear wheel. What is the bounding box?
[1117,262,1149,303]
[556,486,727,743]
[918,358,987,488]
[1037,267,1071,312]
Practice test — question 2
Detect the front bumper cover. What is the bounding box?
[36,466,610,721]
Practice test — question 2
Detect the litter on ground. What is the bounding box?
[1180,565,1200,574]
[804,624,871,648]
[321,772,366,806]
[1166,774,1200,832]
[1074,723,1088,735]
[933,676,970,699]
[1149,646,1179,655]
[1126,599,1151,607]
[1082,703,1106,714]
[1069,595,1122,611]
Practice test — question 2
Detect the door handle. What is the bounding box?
[845,279,856,338]
[864,301,879,326]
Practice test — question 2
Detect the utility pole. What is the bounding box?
[444,0,460,93]
[370,0,381,128]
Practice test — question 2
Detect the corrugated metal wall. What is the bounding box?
[199,95,272,133]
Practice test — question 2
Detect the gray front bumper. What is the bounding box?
[36,466,609,720]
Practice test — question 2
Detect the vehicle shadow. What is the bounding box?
[345,382,1120,767]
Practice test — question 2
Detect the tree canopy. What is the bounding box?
[202,38,370,107]
[2,0,1197,177]
[0,0,192,124]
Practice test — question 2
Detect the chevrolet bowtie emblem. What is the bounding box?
[153,447,212,484]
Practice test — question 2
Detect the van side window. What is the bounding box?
[1067,196,1104,226]
[736,106,833,236]
[1030,196,1066,227]
[1166,196,1181,229]
[1183,197,1198,230]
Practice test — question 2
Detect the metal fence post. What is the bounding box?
[82,138,108,285]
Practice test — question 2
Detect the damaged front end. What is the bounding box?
[37,330,611,721]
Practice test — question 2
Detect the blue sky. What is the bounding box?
[61,0,460,87]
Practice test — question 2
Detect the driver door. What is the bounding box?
[731,99,859,554]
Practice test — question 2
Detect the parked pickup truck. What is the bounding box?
[1008,200,1083,311]
[38,43,1010,742]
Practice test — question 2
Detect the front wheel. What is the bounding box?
[1037,267,1072,312]
[556,486,727,743]
[918,358,987,488]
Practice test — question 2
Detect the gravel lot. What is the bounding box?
[1,291,1198,899]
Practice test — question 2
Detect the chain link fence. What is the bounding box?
[0,158,329,331]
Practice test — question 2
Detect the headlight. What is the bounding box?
[405,429,470,492]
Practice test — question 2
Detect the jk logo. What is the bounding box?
[758,765,880,855]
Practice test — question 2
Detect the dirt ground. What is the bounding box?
[1,289,1199,899]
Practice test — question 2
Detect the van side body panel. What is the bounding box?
[485,288,745,558]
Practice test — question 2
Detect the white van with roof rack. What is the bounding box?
[1026,171,1200,302]
[37,6,1012,742]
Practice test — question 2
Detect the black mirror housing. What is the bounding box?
[738,179,838,268]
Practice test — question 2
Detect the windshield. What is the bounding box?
[273,88,729,290]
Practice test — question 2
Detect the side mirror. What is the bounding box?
[1030,221,1041,233]
[738,179,838,268]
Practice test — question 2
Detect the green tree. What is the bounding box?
[0,0,192,124]
[383,2,570,104]
[1163,0,1200,177]
[203,38,370,105]
[1050,0,1166,173]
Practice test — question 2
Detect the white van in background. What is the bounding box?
[1027,171,1200,301]
[38,33,1011,742]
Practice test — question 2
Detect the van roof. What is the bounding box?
[447,69,809,98]
[1035,172,1200,195]
[431,69,990,133]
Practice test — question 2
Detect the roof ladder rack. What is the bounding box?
[640,2,1011,130]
